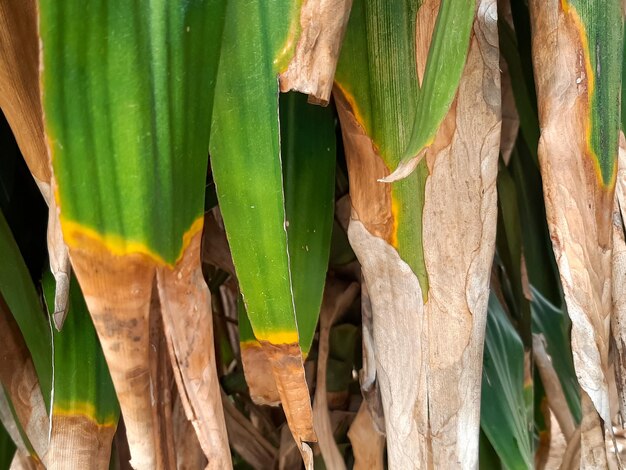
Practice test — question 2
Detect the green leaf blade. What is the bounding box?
[0,210,51,408]
[40,0,226,262]
[481,294,533,470]
[282,92,335,354]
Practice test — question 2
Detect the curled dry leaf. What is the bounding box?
[156,232,231,469]
[69,230,231,470]
[500,48,520,165]
[0,0,49,187]
[337,0,499,466]
[279,0,353,104]
[529,0,621,460]
[0,295,49,463]
[278,424,303,470]
[346,220,428,468]
[612,133,626,423]
[46,197,71,330]
[10,451,41,470]
[313,280,359,470]
[172,394,207,470]
[358,282,385,435]
[221,390,277,470]
[420,2,499,464]
[260,341,316,468]
[148,292,176,470]
[240,345,281,407]
[202,210,236,278]
[203,210,281,405]
[0,388,28,459]
[579,393,608,469]
[533,334,576,442]
[0,0,70,327]
[348,402,385,470]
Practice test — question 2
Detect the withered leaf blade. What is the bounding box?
[529,0,622,460]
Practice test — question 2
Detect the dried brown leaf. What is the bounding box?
[278,424,303,470]
[612,134,626,423]
[533,334,576,441]
[339,1,499,466]
[156,232,231,469]
[529,0,614,461]
[347,220,429,468]
[0,0,49,185]
[68,236,157,470]
[0,0,70,328]
[0,294,49,461]
[421,3,500,465]
[222,391,277,470]
[148,292,176,470]
[313,280,359,470]
[357,281,385,435]
[279,0,353,104]
[172,395,207,470]
[46,416,117,470]
[579,393,608,469]
[348,402,385,470]
[240,345,280,406]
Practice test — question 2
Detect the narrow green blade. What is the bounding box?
[623,27,626,134]
[531,287,581,422]
[481,293,533,470]
[232,89,336,360]
[281,92,335,355]
[564,0,622,187]
[496,162,531,346]
[389,0,476,180]
[43,271,119,427]
[210,1,331,447]
[509,144,561,306]
[498,20,539,165]
[211,0,300,345]
[0,210,51,407]
[0,420,15,470]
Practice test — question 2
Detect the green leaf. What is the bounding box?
[481,293,533,470]
[211,4,334,350]
[329,220,355,267]
[622,24,626,134]
[498,20,539,165]
[39,0,226,262]
[479,429,502,470]
[398,0,476,175]
[0,419,15,470]
[211,0,300,344]
[496,161,531,346]
[508,144,562,306]
[234,91,335,353]
[237,297,256,347]
[565,0,622,186]
[42,271,119,427]
[531,287,581,422]
[0,210,51,408]
[326,324,359,393]
[281,92,335,354]
[335,0,429,293]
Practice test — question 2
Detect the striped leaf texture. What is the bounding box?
[209,2,348,464]
[529,0,623,464]
[335,0,499,466]
[39,1,230,467]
